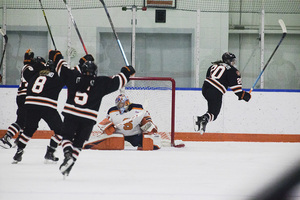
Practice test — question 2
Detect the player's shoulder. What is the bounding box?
[224,65,241,77]
[107,106,119,115]
[128,103,143,111]
[218,63,232,70]
[22,64,34,72]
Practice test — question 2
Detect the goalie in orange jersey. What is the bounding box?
[83,94,161,150]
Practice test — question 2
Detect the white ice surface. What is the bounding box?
[1,140,300,200]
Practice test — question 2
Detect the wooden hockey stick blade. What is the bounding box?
[0,29,5,36]
[278,19,287,34]
[0,29,7,43]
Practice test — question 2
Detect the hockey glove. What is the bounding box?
[24,49,34,65]
[121,65,135,77]
[48,50,63,66]
[79,54,94,68]
[239,90,251,102]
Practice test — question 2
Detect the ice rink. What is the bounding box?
[1,139,300,200]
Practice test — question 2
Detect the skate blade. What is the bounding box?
[44,159,58,164]
[12,160,20,164]
[0,144,11,149]
[193,116,200,132]
[200,129,204,135]
[63,174,67,180]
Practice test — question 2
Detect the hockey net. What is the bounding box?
[90,77,184,147]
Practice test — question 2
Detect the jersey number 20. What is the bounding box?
[210,65,226,79]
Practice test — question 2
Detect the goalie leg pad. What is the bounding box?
[138,133,161,151]
[83,134,124,150]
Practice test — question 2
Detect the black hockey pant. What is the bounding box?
[202,82,223,121]
[17,107,63,149]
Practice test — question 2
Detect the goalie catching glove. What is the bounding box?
[140,117,157,134]
[98,118,115,135]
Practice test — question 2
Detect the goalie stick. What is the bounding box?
[39,0,57,50]
[99,0,129,67]
[249,19,287,94]
[62,0,88,55]
[0,28,8,71]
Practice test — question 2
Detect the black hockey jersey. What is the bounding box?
[55,60,130,123]
[17,64,38,96]
[205,63,243,96]
[25,71,65,110]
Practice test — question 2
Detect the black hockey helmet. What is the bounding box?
[81,61,98,76]
[34,56,46,64]
[32,56,46,72]
[222,52,236,65]
[45,60,55,72]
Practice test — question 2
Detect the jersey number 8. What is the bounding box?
[32,76,47,93]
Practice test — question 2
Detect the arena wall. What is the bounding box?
[1,87,299,142]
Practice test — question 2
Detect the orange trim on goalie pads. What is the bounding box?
[138,133,154,151]
[83,134,124,150]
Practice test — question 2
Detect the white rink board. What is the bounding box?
[0,87,300,134]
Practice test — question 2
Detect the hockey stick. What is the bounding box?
[0,28,8,71]
[38,0,57,50]
[62,0,88,55]
[99,0,130,66]
[249,19,287,94]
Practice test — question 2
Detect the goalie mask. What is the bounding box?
[222,52,236,66]
[115,94,130,114]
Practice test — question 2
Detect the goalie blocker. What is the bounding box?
[83,113,161,151]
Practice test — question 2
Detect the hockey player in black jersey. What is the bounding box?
[47,50,135,176]
[12,53,65,163]
[0,49,45,149]
[194,52,251,134]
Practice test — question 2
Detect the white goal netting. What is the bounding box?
[89,77,178,147]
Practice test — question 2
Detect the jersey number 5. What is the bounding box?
[74,92,88,105]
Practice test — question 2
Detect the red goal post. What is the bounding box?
[92,76,183,147]
[130,77,176,146]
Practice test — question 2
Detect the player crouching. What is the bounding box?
[83,94,161,151]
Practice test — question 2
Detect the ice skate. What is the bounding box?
[12,134,21,148]
[59,151,75,177]
[194,115,208,135]
[0,135,12,149]
[44,146,59,164]
[12,148,24,164]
